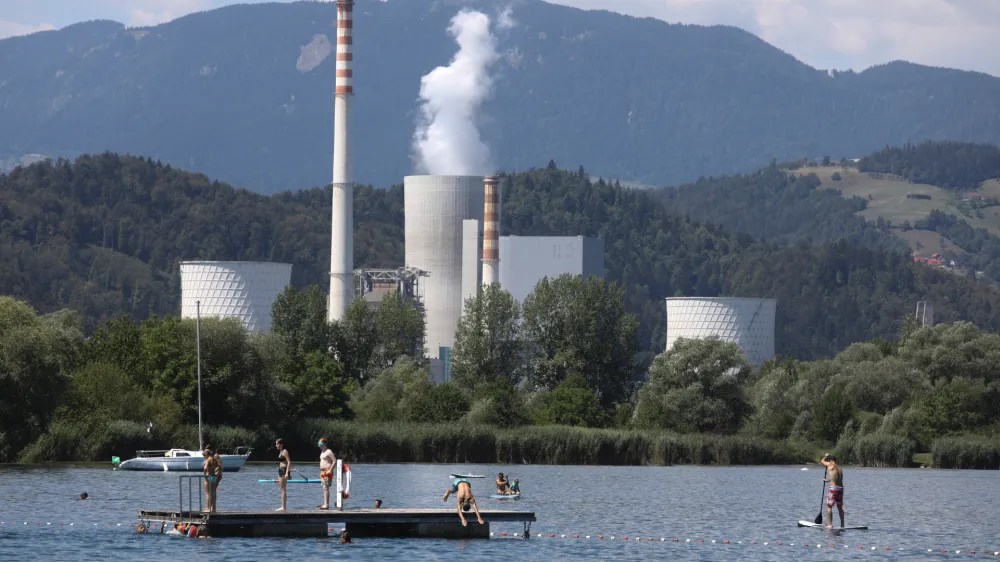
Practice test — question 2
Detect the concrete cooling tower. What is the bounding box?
[404,175,485,358]
[665,297,777,367]
[180,261,292,333]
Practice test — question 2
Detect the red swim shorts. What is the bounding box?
[321,469,333,487]
[827,486,844,507]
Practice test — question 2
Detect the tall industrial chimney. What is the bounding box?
[481,175,500,286]
[329,0,355,322]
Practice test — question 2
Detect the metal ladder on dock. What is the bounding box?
[177,475,205,524]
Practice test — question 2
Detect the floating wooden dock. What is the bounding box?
[138,508,536,539]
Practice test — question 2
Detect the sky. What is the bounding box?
[1,0,998,76]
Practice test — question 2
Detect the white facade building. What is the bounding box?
[498,236,605,304]
[404,175,485,360]
[180,261,292,333]
[664,297,777,367]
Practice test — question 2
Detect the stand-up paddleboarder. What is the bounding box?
[821,453,845,528]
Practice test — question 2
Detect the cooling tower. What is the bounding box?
[180,261,292,332]
[665,297,776,367]
[404,175,485,358]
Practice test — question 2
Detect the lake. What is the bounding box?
[0,463,997,560]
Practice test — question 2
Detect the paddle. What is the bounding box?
[814,467,827,525]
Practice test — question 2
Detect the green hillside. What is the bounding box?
[5,154,1000,360]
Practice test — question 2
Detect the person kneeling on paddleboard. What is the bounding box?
[821,453,845,528]
[443,478,485,527]
[509,479,520,495]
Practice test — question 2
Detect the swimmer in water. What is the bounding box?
[374,499,382,509]
[79,492,88,500]
[443,478,484,527]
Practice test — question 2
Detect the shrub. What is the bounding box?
[931,436,1000,469]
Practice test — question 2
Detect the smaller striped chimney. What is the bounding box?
[481,175,500,287]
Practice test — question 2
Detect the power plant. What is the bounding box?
[403,175,485,359]
[167,4,776,381]
[664,297,777,367]
[328,0,355,323]
[179,261,292,333]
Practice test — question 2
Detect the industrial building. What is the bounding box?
[498,236,605,304]
[404,175,486,360]
[664,297,777,367]
[179,261,292,332]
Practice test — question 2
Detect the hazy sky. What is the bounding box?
[2,0,998,76]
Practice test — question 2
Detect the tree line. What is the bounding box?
[857,141,1000,190]
[5,274,1000,468]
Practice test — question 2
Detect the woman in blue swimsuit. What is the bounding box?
[202,445,222,513]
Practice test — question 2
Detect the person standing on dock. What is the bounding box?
[276,438,291,512]
[821,453,845,528]
[318,437,336,510]
[202,445,222,513]
[443,478,485,527]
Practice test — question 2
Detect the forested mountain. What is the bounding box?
[660,142,1000,287]
[659,163,906,251]
[4,153,1000,359]
[3,1,1000,192]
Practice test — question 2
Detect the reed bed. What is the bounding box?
[282,421,805,466]
[931,437,1000,469]
[833,434,915,468]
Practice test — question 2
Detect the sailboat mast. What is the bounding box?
[196,300,204,451]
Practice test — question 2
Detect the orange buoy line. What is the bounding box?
[3,520,999,555]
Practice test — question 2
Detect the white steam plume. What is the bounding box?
[412,9,506,176]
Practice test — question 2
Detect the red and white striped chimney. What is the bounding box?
[482,175,500,286]
[329,0,355,322]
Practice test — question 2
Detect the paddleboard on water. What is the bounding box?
[489,494,521,500]
[797,520,869,530]
[449,473,486,479]
[257,478,323,484]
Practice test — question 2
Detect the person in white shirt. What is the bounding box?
[318,437,337,510]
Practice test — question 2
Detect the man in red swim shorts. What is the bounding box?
[821,453,845,528]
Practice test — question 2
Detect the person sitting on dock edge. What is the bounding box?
[318,437,336,510]
[443,477,485,527]
[276,438,291,512]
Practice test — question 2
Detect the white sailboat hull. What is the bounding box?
[118,451,249,472]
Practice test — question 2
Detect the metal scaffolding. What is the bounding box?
[353,267,428,309]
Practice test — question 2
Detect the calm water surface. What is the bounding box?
[0,463,997,560]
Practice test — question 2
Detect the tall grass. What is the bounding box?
[931,437,1000,469]
[834,434,914,468]
[280,420,805,466]
[17,421,259,463]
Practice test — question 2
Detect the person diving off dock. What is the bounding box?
[821,453,845,528]
[443,477,485,527]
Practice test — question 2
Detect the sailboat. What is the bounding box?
[115,300,252,472]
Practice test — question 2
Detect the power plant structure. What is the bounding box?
[328,0,355,323]
[664,297,777,367]
[916,301,934,326]
[179,261,292,333]
[404,175,486,360]
[481,175,501,286]
[498,235,604,304]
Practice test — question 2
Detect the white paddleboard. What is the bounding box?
[798,520,869,530]
[449,473,486,479]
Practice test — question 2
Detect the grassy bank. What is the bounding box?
[19,419,808,466]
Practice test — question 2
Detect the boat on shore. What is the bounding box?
[116,447,251,472]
